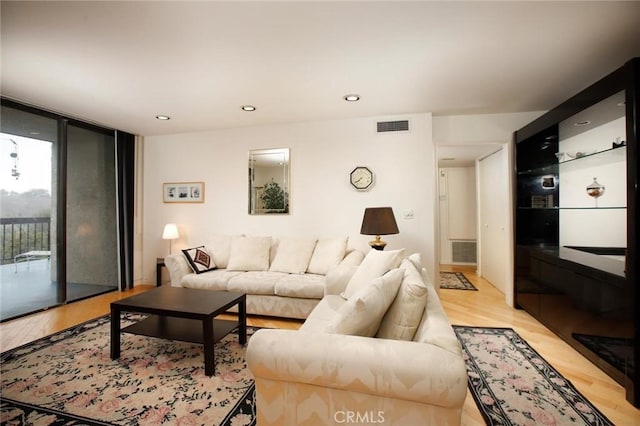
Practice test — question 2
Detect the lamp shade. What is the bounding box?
[360,207,399,236]
[162,223,179,240]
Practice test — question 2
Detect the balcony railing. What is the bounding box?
[0,217,51,265]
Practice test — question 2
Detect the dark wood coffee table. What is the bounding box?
[110,287,246,376]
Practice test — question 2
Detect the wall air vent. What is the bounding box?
[376,120,410,133]
[452,241,477,264]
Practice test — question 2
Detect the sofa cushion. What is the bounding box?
[376,257,428,341]
[227,271,288,295]
[269,238,279,265]
[227,236,272,271]
[307,237,348,275]
[269,237,317,274]
[324,265,358,296]
[182,246,216,274]
[341,248,405,299]
[299,295,346,332]
[413,281,462,355]
[326,268,403,337]
[204,235,238,269]
[181,269,243,290]
[339,249,365,266]
[274,273,325,299]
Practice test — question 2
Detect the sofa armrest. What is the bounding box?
[163,253,192,287]
[246,329,468,408]
[324,265,358,296]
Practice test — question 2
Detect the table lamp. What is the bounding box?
[360,207,399,250]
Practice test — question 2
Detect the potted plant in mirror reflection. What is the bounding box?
[261,179,289,213]
[586,177,605,207]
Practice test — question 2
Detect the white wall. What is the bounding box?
[138,113,436,285]
[438,166,477,264]
[445,167,477,240]
[559,115,627,248]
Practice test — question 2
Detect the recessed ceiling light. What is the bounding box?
[241,105,256,112]
[155,115,171,121]
[343,94,360,102]
[574,120,591,126]
[617,101,626,107]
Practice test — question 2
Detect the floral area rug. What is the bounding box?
[454,326,613,426]
[0,314,256,425]
[440,271,478,290]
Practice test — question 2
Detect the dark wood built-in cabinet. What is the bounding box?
[514,58,639,406]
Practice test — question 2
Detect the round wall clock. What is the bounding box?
[350,166,374,190]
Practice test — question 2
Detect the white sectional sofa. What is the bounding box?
[164,235,365,319]
[246,250,468,425]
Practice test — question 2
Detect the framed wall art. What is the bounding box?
[163,181,205,203]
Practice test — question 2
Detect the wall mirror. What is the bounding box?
[248,148,290,214]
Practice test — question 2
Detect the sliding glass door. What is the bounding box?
[0,100,133,321]
[0,105,58,320]
[65,123,118,302]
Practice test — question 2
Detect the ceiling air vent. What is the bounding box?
[376,120,410,133]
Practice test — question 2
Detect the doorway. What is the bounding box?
[437,143,512,304]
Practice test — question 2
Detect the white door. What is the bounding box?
[478,148,508,296]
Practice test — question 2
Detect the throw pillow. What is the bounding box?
[204,234,238,269]
[226,236,272,271]
[182,246,217,274]
[307,237,348,275]
[376,257,428,341]
[339,249,365,267]
[341,248,405,299]
[269,237,318,274]
[325,268,403,337]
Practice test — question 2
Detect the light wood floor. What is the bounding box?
[1,269,638,425]
[439,265,640,426]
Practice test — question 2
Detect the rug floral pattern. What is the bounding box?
[1,314,256,425]
[454,326,613,426]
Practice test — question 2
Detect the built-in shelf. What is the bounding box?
[514,58,638,407]
[518,206,626,210]
[516,164,558,176]
[558,144,626,164]
[517,145,626,176]
[560,206,626,210]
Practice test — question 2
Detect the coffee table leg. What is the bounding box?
[239,298,247,345]
[110,306,121,359]
[203,318,214,376]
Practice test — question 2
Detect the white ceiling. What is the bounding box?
[2,1,639,145]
